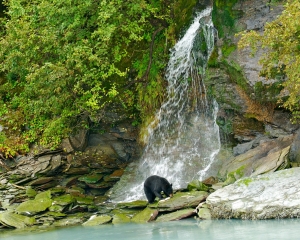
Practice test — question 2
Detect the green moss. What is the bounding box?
[207,47,219,67]
[212,0,244,38]
[224,165,246,185]
[221,41,237,57]
[238,177,253,186]
[222,60,249,92]
[253,81,283,103]
[216,117,233,134]
[173,0,198,37]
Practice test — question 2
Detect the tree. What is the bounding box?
[237,0,300,121]
[0,0,172,154]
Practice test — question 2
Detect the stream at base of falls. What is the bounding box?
[2,218,300,240]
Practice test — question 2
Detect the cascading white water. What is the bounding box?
[109,7,220,202]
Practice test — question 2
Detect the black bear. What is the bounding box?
[143,175,173,203]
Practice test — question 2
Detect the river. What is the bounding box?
[1,218,300,240]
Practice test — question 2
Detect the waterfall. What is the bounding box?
[109,7,220,202]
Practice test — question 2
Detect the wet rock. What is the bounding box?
[61,138,75,153]
[150,191,208,212]
[52,194,75,206]
[35,181,58,190]
[65,167,90,175]
[82,215,112,226]
[202,176,218,186]
[116,200,148,209]
[187,180,210,192]
[195,203,211,220]
[29,177,55,186]
[49,155,62,173]
[131,207,158,223]
[112,213,131,224]
[37,155,52,163]
[111,142,130,161]
[87,181,115,189]
[111,208,141,218]
[43,211,67,219]
[66,186,85,195]
[74,195,94,205]
[53,215,87,227]
[26,186,37,198]
[94,196,110,204]
[61,176,78,187]
[16,191,53,215]
[0,212,36,228]
[156,208,196,222]
[49,204,65,213]
[78,174,103,184]
[207,167,300,219]
[289,129,300,164]
[103,169,124,182]
[219,135,294,181]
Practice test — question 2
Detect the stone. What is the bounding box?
[0,212,36,228]
[52,194,75,206]
[16,191,53,215]
[82,215,112,226]
[116,200,148,209]
[78,174,103,184]
[206,167,300,219]
[187,180,210,192]
[151,191,208,212]
[61,138,74,153]
[65,167,90,175]
[53,215,85,227]
[38,155,52,163]
[131,207,158,223]
[219,135,294,181]
[26,186,37,198]
[202,176,218,186]
[289,129,300,163]
[74,195,94,205]
[29,177,55,186]
[51,155,62,170]
[155,208,196,222]
[196,204,211,220]
[103,169,124,182]
[112,213,131,224]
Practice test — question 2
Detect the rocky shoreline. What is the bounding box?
[1,124,300,232]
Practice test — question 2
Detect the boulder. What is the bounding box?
[131,207,159,223]
[0,212,35,228]
[155,208,196,222]
[150,191,208,212]
[82,215,112,226]
[207,167,300,219]
[219,135,294,182]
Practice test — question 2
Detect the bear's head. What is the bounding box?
[164,183,173,197]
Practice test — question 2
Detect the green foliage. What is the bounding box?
[221,60,249,92]
[0,0,200,155]
[237,0,300,122]
[253,81,283,103]
[212,0,243,38]
[0,0,174,153]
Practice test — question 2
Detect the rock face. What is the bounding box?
[206,168,300,219]
[219,135,294,182]
[207,0,298,146]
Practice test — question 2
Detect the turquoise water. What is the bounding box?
[1,218,300,240]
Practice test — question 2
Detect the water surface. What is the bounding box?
[2,218,299,240]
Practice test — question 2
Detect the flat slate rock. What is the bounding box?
[206,167,300,219]
[156,208,196,222]
[150,191,208,212]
